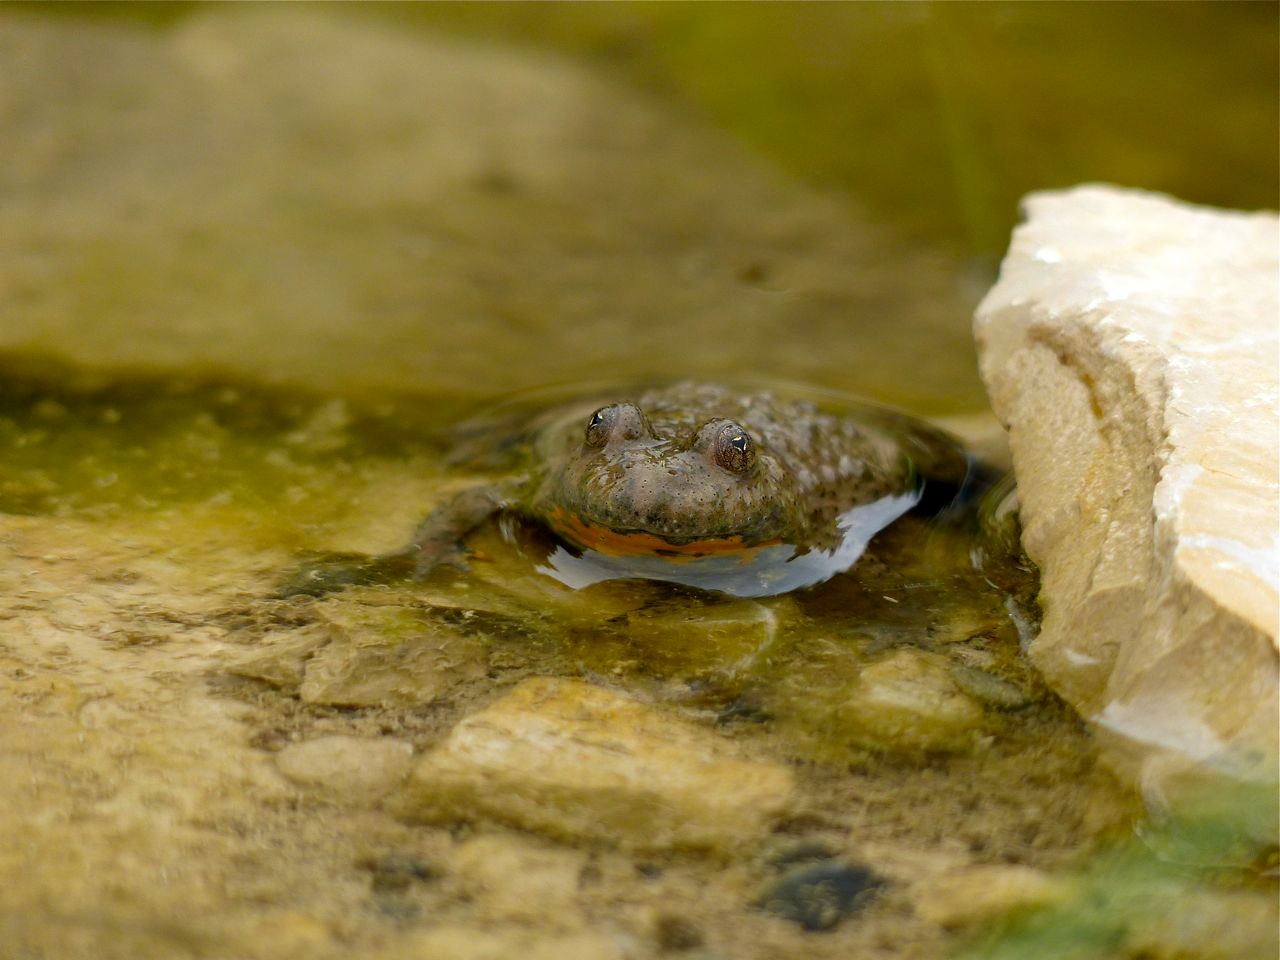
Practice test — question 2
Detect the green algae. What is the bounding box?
[959,790,1279,960]
[0,358,465,540]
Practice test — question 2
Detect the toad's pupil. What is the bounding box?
[585,408,615,447]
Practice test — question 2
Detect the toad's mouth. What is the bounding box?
[545,507,780,559]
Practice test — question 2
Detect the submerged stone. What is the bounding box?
[0,11,981,408]
[561,587,788,685]
[274,735,414,801]
[298,599,488,707]
[229,624,329,690]
[397,677,795,851]
[757,861,885,932]
[830,649,986,754]
[949,665,1033,710]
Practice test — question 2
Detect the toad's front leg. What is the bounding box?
[276,481,513,598]
[403,482,514,579]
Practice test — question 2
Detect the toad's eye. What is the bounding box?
[713,422,756,474]
[585,402,652,448]
[585,406,614,447]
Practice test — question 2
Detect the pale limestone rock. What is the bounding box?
[974,185,1279,831]
[274,735,414,800]
[398,677,795,852]
[913,865,1070,928]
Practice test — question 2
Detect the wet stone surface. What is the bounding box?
[397,676,798,853]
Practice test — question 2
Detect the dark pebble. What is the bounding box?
[715,694,772,725]
[358,853,439,894]
[654,913,704,953]
[758,861,886,932]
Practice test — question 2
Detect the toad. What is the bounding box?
[285,381,974,598]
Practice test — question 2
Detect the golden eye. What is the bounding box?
[585,406,614,447]
[714,422,755,474]
[585,403,652,447]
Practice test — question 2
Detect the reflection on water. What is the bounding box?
[535,492,920,597]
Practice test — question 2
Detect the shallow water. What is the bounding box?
[5,357,1272,959]
[0,6,1276,960]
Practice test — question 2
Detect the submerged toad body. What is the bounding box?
[295,382,972,598]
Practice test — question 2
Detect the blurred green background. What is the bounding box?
[27,1,1279,257]
[3,2,1275,411]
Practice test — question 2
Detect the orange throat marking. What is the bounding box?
[546,507,779,561]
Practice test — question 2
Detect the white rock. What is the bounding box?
[974,185,1279,834]
[398,677,795,852]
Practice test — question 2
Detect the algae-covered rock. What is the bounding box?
[771,645,988,757]
[398,677,795,851]
[0,7,976,409]
[949,665,1033,711]
[561,588,787,685]
[299,599,489,707]
[230,624,330,690]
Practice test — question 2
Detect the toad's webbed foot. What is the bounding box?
[273,551,418,599]
[405,483,509,578]
[275,483,509,600]
[275,536,479,600]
